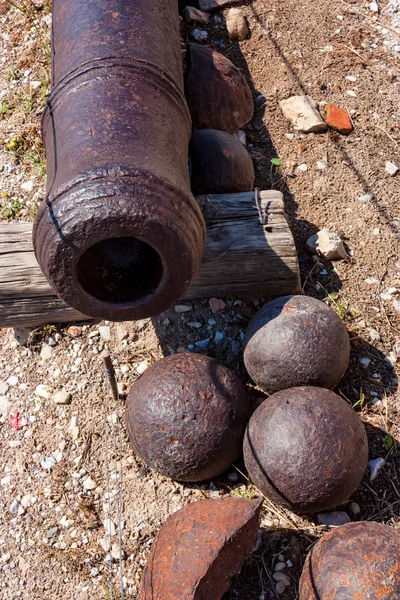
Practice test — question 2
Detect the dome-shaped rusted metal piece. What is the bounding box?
[299,521,400,599]
[244,295,350,393]
[125,353,251,481]
[33,0,205,322]
[243,386,368,514]
[189,129,255,194]
[140,497,263,600]
[185,44,254,134]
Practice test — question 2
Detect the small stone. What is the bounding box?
[136,360,148,375]
[365,277,378,284]
[199,0,241,11]
[104,518,116,537]
[182,6,210,24]
[67,325,82,337]
[59,515,74,527]
[286,559,293,567]
[7,376,18,386]
[348,501,361,515]
[325,104,353,134]
[297,163,308,172]
[274,562,287,572]
[174,303,192,313]
[273,572,290,586]
[99,326,111,341]
[209,298,226,314]
[393,300,400,313]
[316,161,326,170]
[90,567,99,577]
[227,472,239,483]
[30,80,41,90]
[195,338,211,350]
[191,28,208,42]
[214,331,224,344]
[52,390,71,405]
[385,161,399,176]
[226,8,248,41]
[21,180,34,192]
[275,581,287,595]
[47,527,59,539]
[367,327,381,342]
[41,456,56,471]
[35,384,52,399]
[116,325,128,341]
[0,382,9,395]
[236,130,246,145]
[40,345,53,361]
[346,75,357,82]
[368,457,385,481]
[358,194,374,203]
[83,476,97,491]
[306,228,347,261]
[0,396,9,417]
[48,336,57,347]
[10,499,21,515]
[317,511,351,526]
[359,357,371,368]
[52,449,63,463]
[370,1,379,12]
[188,322,202,329]
[346,90,357,97]
[13,328,31,346]
[280,95,327,133]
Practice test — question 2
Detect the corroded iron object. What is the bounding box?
[125,353,251,481]
[243,387,368,514]
[33,0,206,322]
[140,497,263,600]
[244,295,350,393]
[299,521,400,599]
[185,44,254,134]
[190,130,255,194]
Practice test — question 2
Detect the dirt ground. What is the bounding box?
[0,0,400,598]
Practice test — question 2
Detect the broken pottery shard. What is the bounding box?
[299,522,400,599]
[306,228,347,261]
[280,95,327,133]
[325,104,353,134]
[140,497,263,600]
[199,0,241,11]
[185,44,253,134]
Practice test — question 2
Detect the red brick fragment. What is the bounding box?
[325,104,353,134]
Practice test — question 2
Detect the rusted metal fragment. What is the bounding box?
[243,386,368,514]
[33,0,205,322]
[190,130,255,194]
[244,295,350,393]
[185,44,254,134]
[125,353,251,481]
[141,497,263,600]
[300,521,400,599]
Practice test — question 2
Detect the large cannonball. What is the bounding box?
[189,129,255,194]
[185,44,254,134]
[243,386,368,513]
[244,295,350,393]
[125,353,251,482]
[300,521,400,599]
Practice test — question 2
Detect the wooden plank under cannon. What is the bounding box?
[0,190,300,328]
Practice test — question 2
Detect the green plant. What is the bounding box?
[0,101,10,117]
[352,389,366,410]
[1,198,22,219]
[384,435,394,450]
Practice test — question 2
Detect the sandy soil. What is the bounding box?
[0,0,399,598]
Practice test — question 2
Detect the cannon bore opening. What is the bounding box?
[77,236,164,305]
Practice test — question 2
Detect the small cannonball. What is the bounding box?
[244,295,350,393]
[243,386,368,513]
[299,521,400,599]
[125,353,251,482]
[189,129,255,194]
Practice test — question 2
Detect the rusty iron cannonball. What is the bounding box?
[189,129,255,194]
[243,386,368,514]
[184,44,254,134]
[243,295,350,393]
[125,353,251,482]
[299,521,400,599]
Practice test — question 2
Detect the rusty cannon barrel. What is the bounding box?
[33,0,206,321]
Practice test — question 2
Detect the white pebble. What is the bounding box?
[369,457,385,481]
[296,163,308,172]
[385,161,399,176]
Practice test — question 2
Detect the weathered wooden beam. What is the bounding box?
[0,191,300,328]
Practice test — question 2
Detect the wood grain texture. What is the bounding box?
[0,191,300,328]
